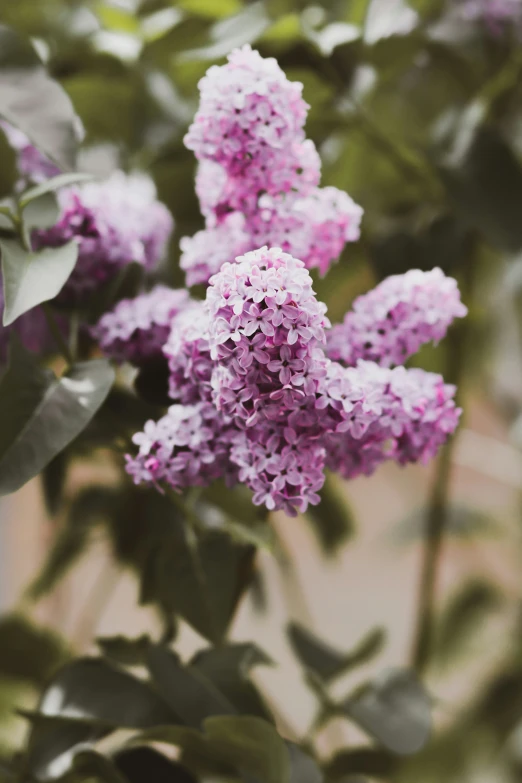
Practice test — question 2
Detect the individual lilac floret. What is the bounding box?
[184,45,308,177]
[0,121,60,186]
[163,300,215,405]
[327,268,467,368]
[248,187,363,276]
[33,172,174,302]
[93,286,189,366]
[180,213,249,287]
[325,363,461,479]
[207,246,330,427]
[125,401,237,491]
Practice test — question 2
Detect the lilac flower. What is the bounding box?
[0,121,60,186]
[325,363,461,479]
[33,172,174,302]
[163,300,215,405]
[207,247,330,427]
[184,45,308,177]
[92,286,190,366]
[327,268,467,368]
[125,401,237,491]
[180,213,249,287]
[458,0,522,33]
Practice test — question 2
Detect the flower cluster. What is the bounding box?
[126,245,465,516]
[327,268,467,368]
[181,45,362,285]
[34,172,174,302]
[457,0,522,33]
[92,286,189,366]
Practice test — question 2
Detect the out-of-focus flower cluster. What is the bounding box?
[34,172,174,302]
[457,0,522,33]
[180,45,363,286]
[0,121,60,187]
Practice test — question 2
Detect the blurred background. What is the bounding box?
[2,0,522,780]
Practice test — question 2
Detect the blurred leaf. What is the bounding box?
[1,239,78,325]
[438,127,522,253]
[190,643,273,720]
[287,743,323,783]
[176,0,242,18]
[95,4,140,34]
[0,344,114,496]
[434,580,504,669]
[202,715,290,783]
[26,657,176,780]
[0,127,17,200]
[70,750,128,783]
[363,0,418,44]
[19,193,60,249]
[393,505,499,543]
[41,450,69,517]
[113,747,197,783]
[180,2,270,60]
[324,746,398,780]
[19,173,94,208]
[147,645,236,728]
[0,614,69,686]
[306,22,360,56]
[344,668,432,755]
[28,486,118,599]
[306,473,356,555]
[134,491,256,643]
[133,358,171,407]
[96,635,152,668]
[288,623,385,683]
[0,25,81,170]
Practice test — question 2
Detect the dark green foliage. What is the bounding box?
[0,615,69,686]
[0,342,114,495]
[114,747,197,783]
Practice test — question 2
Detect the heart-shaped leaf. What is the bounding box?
[1,239,78,325]
[0,343,114,495]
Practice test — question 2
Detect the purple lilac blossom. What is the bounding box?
[184,45,308,176]
[92,286,189,366]
[324,362,461,479]
[327,268,467,368]
[33,172,174,302]
[180,213,250,287]
[163,299,215,405]
[458,0,522,31]
[181,46,362,285]
[0,121,61,186]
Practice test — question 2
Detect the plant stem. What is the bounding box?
[410,235,477,674]
[410,437,455,673]
[42,302,72,365]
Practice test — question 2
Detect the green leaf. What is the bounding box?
[287,743,323,783]
[288,623,385,683]
[26,657,176,780]
[344,668,432,755]
[306,473,356,555]
[180,2,270,60]
[324,746,398,780]
[176,0,242,18]
[20,192,60,249]
[0,25,81,170]
[19,173,94,209]
[438,127,522,253]
[0,125,17,200]
[113,747,197,783]
[71,751,128,783]
[190,644,273,720]
[97,635,152,668]
[146,645,236,728]
[0,344,114,496]
[133,490,256,643]
[1,239,78,325]
[0,614,69,686]
[203,715,290,783]
[434,580,504,669]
